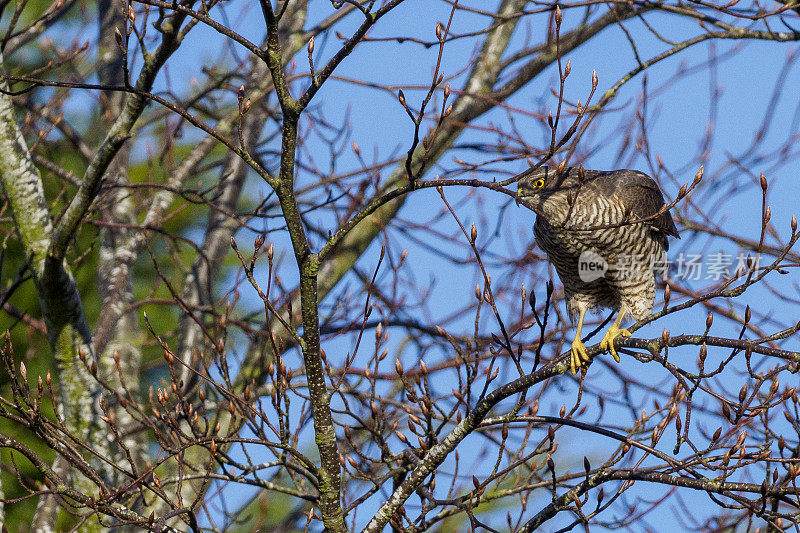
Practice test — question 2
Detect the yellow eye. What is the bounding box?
[533,178,545,189]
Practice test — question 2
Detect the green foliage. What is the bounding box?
[0,131,234,527]
[228,489,312,533]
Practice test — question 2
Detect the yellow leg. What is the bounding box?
[570,305,590,375]
[599,308,632,363]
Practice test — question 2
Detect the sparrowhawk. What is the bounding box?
[517,165,679,373]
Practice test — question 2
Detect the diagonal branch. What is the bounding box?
[48,7,189,261]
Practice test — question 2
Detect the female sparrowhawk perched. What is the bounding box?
[517,166,679,374]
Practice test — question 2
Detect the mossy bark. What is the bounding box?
[0,65,105,531]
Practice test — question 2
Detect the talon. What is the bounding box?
[570,338,590,374]
[600,326,631,363]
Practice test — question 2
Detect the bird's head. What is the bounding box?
[516,166,584,217]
